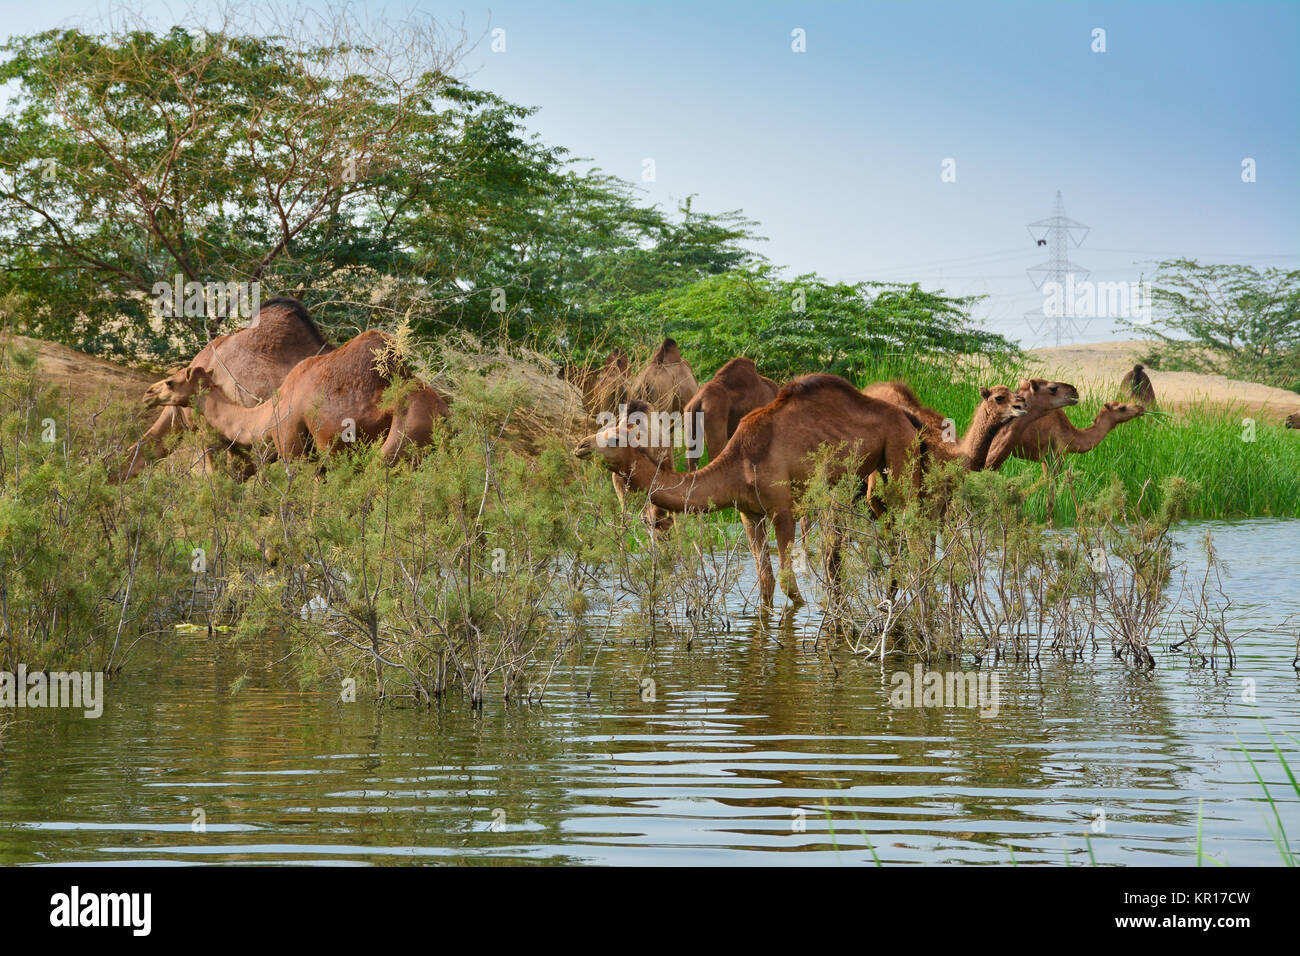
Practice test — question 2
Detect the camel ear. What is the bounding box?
[1018,379,1033,392]
[979,387,991,400]
[184,366,199,383]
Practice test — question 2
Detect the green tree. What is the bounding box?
[1124,259,1300,391]
[0,22,761,364]
[599,266,1016,382]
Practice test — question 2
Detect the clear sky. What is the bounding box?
[4,0,1297,346]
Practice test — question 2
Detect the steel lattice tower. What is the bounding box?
[1023,191,1090,346]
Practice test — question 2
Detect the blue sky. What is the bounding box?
[4,0,1297,346]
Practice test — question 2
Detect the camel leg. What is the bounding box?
[773,510,804,605]
[381,387,440,464]
[118,406,188,481]
[611,473,631,510]
[822,521,843,604]
[740,512,776,608]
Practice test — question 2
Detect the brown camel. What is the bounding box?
[683,357,779,470]
[145,330,448,465]
[858,383,1028,514]
[628,338,699,418]
[125,297,332,479]
[610,398,675,533]
[861,380,1031,471]
[1120,363,1157,409]
[994,401,1145,464]
[576,373,929,607]
[1285,412,1299,429]
[981,378,1083,470]
[569,348,630,416]
[992,400,1146,518]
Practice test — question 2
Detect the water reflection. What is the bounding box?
[0,519,1296,865]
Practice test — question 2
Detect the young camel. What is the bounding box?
[1119,363,1157,409]
[857,383,1029,515]
[683,357,779,470]
[576,373,930,607]
[145,330,448,466]
[126,297,333,479]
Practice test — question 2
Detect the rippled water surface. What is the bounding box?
[2,519,1297,866]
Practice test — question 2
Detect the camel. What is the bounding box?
[610,398,675,533]
[990,400,1146,517]
[628,338,699,419]
[568,348,629,416]
[125,297,332,479]
[862,380,1034,471]
[1285,412,1299,429]
[576,373,931,607]
[992,401,1145,464]
[144,330,448,465]
[979,378,1083,471]
[683,357,779,470]
[1120,363,1157,409]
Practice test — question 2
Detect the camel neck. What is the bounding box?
[1067,411,1120,452]
[955,403,1007,471]
[197,389,276,446]
[623,450,737,513]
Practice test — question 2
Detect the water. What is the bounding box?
[1,519,1297,866]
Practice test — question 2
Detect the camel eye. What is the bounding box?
[1049,386,1058,393]
[996,396,1005,403]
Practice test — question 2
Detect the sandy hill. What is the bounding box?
[1026,341,1300,421]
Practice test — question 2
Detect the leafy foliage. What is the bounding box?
[600,266,1018,382]
[1124,259,1300,392]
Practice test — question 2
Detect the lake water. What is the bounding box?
[1,518,1297,866]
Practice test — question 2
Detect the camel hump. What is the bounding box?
[883,380,923,406]
[776,373,862,405]
[254,296,328,345]
[715,356,759,383]
[651,338,683,364]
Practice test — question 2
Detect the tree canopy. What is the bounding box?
[0,20,1013,374]
[1125,259,1300,392]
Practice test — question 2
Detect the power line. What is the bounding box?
[1023,190,1091,347]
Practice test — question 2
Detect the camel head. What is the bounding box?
[143,365,216,408]
[574,420,655,474]
[978,385,1029,422]
[1100,401,1145,424]
[1018,377,1080,412]
[1286,412,1300,429]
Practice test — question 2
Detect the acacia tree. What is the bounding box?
[0,11,764,364]
[1124,259,1300,391]
[0,8,477,353]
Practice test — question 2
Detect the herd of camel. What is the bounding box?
[118,296,1190,606]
